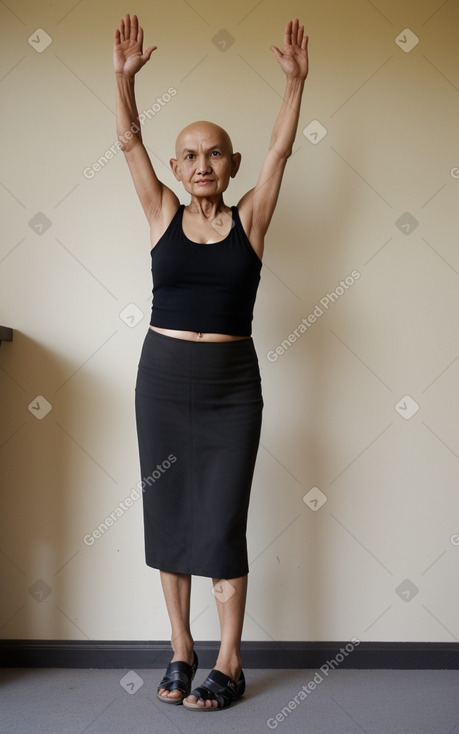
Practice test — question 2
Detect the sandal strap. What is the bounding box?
[157,652,198,695]
[189,669,245,708]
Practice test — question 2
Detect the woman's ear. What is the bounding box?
[231,152,242,178]
[170,157,181,181]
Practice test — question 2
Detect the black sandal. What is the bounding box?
[183,669,245,711]
[157,651,199,704]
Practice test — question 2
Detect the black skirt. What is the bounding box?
[135,329,263,579]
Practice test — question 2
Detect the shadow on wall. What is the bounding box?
[0,330,93,641]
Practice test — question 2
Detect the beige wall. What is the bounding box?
[1,0,458,643]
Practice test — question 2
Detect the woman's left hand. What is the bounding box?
[270,19,309,81]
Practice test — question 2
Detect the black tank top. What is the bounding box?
[150,205,262,335]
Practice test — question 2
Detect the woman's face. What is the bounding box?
[170,122,240,197]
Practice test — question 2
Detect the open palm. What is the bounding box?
[113,13,156,77]
[270,19,309,80]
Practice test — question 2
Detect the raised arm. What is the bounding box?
[114,14,179,232]
[238,19,309,259]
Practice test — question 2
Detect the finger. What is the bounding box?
[130,13,138,42]
[291,18,299,45]
[124,13,130,40]
[270,45,283,61]
[284,19,292,47]
[139,24,143,49]
[301,35,309,52]
[142,45,157,63]
[297,24,304,47]
[113,28,120,46]
[119,18,125,42]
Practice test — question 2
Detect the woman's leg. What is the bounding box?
[184,574,247,709]
[157,570,194,700]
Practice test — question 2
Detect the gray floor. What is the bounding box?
[1,667,459,733]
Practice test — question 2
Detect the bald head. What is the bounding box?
[175,121,234,159]
[170,120,241,193]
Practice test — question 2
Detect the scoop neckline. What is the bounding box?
[181,205,235,245]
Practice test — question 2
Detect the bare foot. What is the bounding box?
[157,686,183,701]
[184,660,242,709]
[184,690,219,709]
[157,649,195,701]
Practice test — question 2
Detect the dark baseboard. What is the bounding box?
[1,640,458,669]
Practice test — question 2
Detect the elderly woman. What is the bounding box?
[113,13,308,711]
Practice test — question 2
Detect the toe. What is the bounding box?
[201,698,217,708]
[197,697,206,707]
[159,688,182,700]
[184,694,219,708]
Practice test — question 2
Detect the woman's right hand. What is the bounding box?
[113,13,157,77]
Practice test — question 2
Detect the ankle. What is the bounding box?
[214,653,242,680]
[171,635,194,664]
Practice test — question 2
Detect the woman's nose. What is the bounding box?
[196,155,211,173]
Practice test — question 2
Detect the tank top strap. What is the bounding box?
[230,206,261,263]
[231,206,240,231]
[230,205,248,241]
[170,204,186,239]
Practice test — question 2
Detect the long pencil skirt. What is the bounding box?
[135,328,263,579]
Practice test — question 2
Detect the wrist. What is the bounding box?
[115,71,136,83]
[285,76,305,89]
[283,76,305,105]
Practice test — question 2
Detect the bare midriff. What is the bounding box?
[150,326,250,342]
